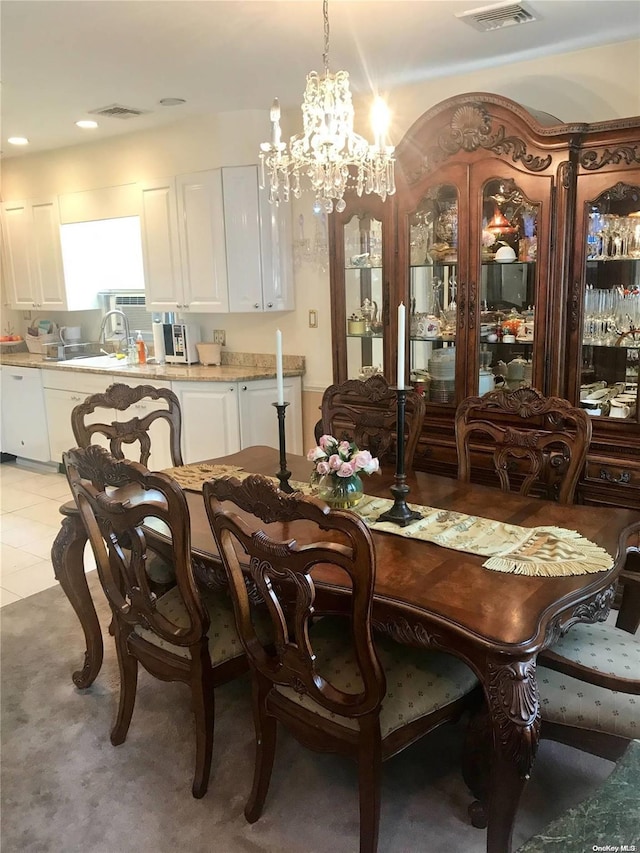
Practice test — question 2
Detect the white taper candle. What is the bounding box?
[397,303,405,390]
[276,329,284,404]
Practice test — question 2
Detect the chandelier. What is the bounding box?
[259,0,395,213]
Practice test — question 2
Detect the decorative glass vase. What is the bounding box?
[316,473,364,510]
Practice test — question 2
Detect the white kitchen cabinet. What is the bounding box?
[140,172,228,313]
[42,370,117,464]
[172,375,302,464]
[238,377,302,455]
[172,381,241,463]
[1,366,50,462]
[224,166,294,313]
[1,198,70,311]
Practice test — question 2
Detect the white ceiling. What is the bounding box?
[2,0,640,158]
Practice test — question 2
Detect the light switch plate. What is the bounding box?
[308,310,318,328]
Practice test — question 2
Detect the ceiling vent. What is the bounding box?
[456,1,538,32]
[88,104,150,120]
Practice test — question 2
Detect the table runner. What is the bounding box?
[163,464,613,578]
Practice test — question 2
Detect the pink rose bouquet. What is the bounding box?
[307,434,381,479]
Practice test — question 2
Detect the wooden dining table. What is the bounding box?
[52,446,639,853]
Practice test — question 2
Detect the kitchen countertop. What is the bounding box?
[0,351,305,383]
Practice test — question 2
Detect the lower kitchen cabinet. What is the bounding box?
[172,376,303,464]
[172,382,241,463]
[11,368,304,471]
[237,378,302,455]
[1,366,50,462]
[43,370,118,464]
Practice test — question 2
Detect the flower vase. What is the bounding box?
[317,473,364,510]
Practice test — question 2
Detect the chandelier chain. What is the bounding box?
[323,0,330,76]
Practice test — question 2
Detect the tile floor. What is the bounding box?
[0,460,95,607]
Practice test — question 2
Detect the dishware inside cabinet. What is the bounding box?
[478,178,540,395]
[344,214,385,381]
[408,185,459,404]
[579,188,640,421]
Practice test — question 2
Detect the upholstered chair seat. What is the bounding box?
[538,669,639,739]
[134,586,244,664]
[276,618,478,738]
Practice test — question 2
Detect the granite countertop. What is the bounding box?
[0,350,305,383]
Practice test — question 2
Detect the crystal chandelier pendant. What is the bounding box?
[259,0,395,212]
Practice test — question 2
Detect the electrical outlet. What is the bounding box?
[212,329,226,346]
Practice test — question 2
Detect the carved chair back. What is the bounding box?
[71,383,184,468]
[64,445,206,645]
[203,474,385,719]
[316,375,426,471]
[455,387,592,504]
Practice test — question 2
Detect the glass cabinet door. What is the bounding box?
[343,214,385,380]
[408,184,459,404]
[579,186,640,421]
[478,178,540,396]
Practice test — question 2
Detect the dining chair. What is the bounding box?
[67,382,184,586]
[537,563,640,760]
[315,374,426,471]
[71,382,184,468]
[203,473,479,853]
[454,386,592,504]
[63,444,247,798]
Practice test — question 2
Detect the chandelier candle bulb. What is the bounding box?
[397,303,406,390]
[276,329,284,405]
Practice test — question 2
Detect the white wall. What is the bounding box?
[2,39,639,389]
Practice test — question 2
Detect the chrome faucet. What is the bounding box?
[99,310,131,353]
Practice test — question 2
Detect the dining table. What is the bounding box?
[51,445,640,853]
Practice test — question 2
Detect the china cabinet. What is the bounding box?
[328,92,640,510]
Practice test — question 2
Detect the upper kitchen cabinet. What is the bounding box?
[564,118,640,508]
[328,194,394,382]
[140,166,293,315]
[1,197,95,311]
[140,171,229,313]
[224,166,294,313]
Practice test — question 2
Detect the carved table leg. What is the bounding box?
[484,657,541,853]
[51,513,103,688]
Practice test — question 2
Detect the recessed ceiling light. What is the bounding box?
[159,98,186,107]
[76,120,98,129]
[8,137,29,146]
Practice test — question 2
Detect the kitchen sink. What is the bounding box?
[65,355,132,369]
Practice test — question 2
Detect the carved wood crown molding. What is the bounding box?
[408,104,553,183]
[580,145,640,171]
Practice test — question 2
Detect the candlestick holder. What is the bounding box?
[377,387,423,527]
[272,402,294,493]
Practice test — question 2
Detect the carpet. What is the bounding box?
[516,741,640,853]
[0,573,626,853]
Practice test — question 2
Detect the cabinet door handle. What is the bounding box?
[254,303,260,309]
[242,385,247,391]
[600,468,631,485]
[10,374,23,380]
[230,386,235,391]
[267,302,273,308]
